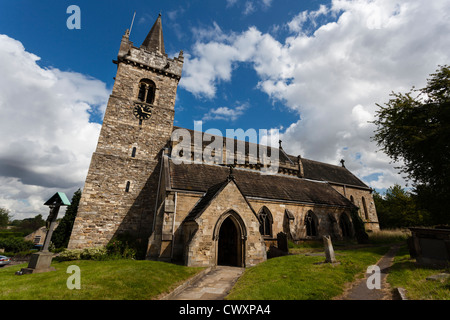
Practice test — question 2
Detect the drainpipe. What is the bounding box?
[170,192,178,260]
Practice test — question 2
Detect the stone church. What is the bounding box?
[68,15,379,267]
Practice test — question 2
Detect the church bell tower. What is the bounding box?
[68,14,184,250]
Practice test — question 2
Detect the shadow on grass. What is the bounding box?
[387,246,450,300]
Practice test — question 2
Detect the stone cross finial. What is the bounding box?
[227,164,235,181]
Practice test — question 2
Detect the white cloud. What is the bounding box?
[226,0,238,7]
[180,0,450,190]
[0,34,109,219]
[226,0,273,15]
[180,27,291,99]
[203,102,249,121]
[191,21,232,42]
[288,4,330,33]
[261,0,273,7]
[244,1,256,15]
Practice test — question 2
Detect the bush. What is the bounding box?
[55,234,146,262]
[106,238,136,259]
[56,247,108,261]
[106,233,147,260]
[81,247,108,260]
[55,249,82,261]
[0,231,25,238]
[0,237,34,252]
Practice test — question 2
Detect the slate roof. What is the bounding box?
[168,159,354,208]
[300,158,369,189]
[184,179,230,222]
[171,126,370,190]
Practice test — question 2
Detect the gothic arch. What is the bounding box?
[258,206,273,237]
[137,78,156,104]
[339,212,353,238]
[304,210,318,237]
[213,210,247,267]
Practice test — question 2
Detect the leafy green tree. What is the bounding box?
[374,185,431,228]
[0,207,12,227]
[10,214,45,235]
[372,65,450,225]
[51,189,81,249]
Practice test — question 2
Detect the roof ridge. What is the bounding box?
[184,178,230,221]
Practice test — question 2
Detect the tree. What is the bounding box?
[51,189,81,249]
[10,214,45,235]
[372,65,450,225]
[373,185,431,229]
[0,208,12,227]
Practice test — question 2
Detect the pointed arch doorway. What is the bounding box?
[215,212,246,267]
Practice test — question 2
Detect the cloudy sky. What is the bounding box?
[0,0,449,219]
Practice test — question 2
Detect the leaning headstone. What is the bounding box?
[323,235,337,263]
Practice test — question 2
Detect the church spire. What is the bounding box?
[141,13,165,55]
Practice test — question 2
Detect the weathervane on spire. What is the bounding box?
[128,11,136,37]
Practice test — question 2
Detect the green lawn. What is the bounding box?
[386,246,450,300]
[226,245,390,300]
[0,259,203,300]
[3,239,447,300]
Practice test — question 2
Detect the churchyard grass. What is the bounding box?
[386,246,450,300]
[226,245,390,300]
[367,229,411,245]
[0,259,203,300]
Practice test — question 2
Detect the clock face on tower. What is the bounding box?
[133,104,152,120]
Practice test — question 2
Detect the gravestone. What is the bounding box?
[277,232,288,253]
[409,227,450,268]
[323,235,337,263]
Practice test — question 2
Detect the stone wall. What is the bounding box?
[68,40,183,250]
[247,199,354,244]
[184,181,266,267]
[331,184,380,231]
[152,182,357,266]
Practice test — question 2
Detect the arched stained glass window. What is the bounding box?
[258,206,273,237]
[305,210,317,237]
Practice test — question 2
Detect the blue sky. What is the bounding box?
[1,0,449,219]
[0,0,323,131]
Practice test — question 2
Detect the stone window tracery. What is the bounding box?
[305,210,317,237]
[258,206,273,237]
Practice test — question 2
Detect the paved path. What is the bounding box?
[163,245,402,301]
[336,244,402,300]
[167,266,244,300]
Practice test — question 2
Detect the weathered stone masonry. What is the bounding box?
[68,15,379,267]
